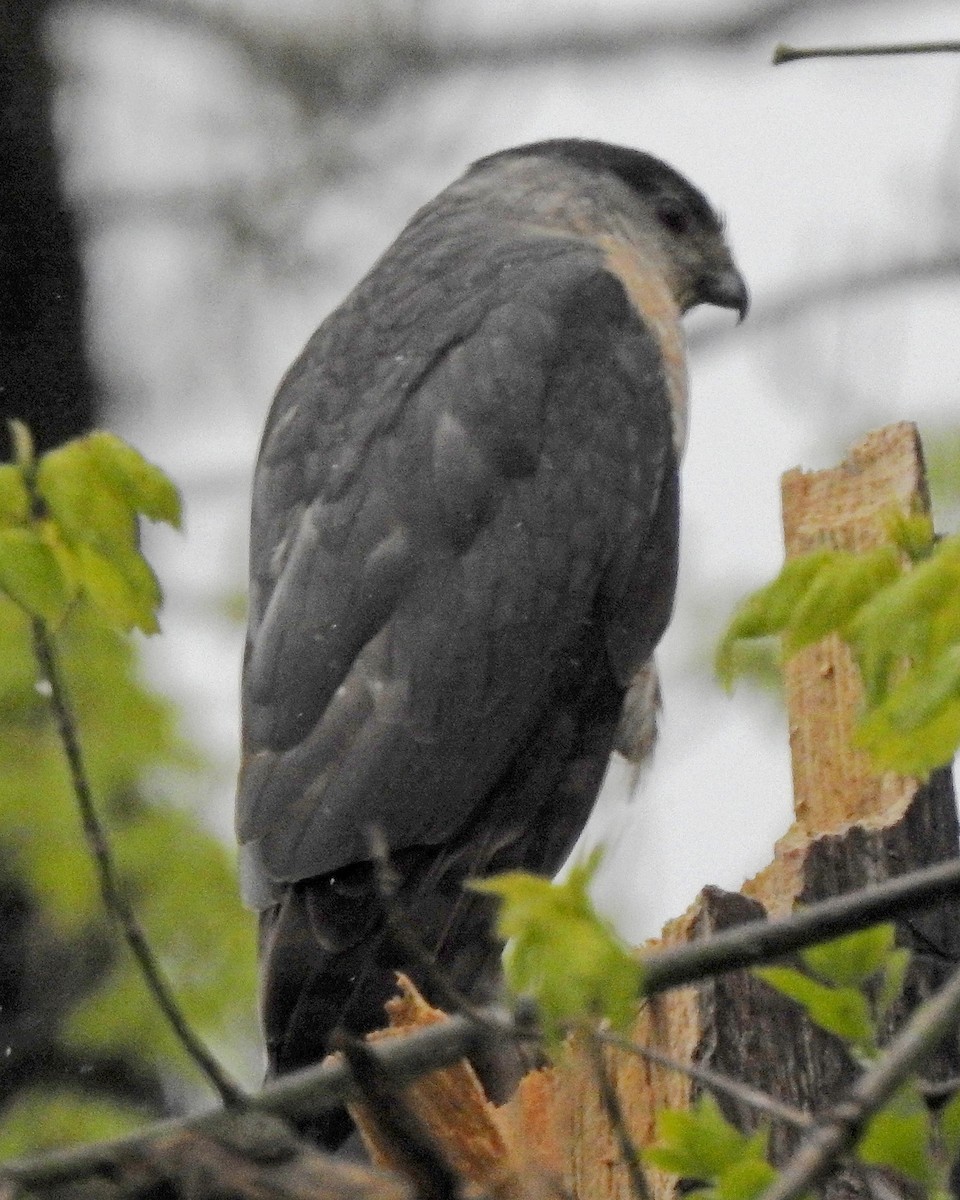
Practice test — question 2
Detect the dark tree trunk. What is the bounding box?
[0,0,97,453]
[0,2,169,1132]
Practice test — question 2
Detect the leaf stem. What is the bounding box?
[31,618,246,1108]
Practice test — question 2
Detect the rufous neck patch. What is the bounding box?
[595,234,689,458]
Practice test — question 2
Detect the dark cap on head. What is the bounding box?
[471,138,722,232]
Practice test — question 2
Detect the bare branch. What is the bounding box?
[582,1030,651,1200]
[7,858,960,1190]
[0,1009,498,1189]
[593,1029,811,1131]
[775,41,960,65]
[641,858,960,995]
[919,1074,960,1104]
[755,961,960,1200]
[29,620,246,1110]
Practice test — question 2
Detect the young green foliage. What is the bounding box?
[650,924,960,1198]
[645,1095,777,1200]
[756,924,907,1060]
[718,509,960,776]
[3,421,181,634]
[0,425,255,1153]
[474,849,642,1044]
[857,1083,936,1189]
[481,847,960,1196]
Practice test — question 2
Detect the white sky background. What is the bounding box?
[49,0,960,942]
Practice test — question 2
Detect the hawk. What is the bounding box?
[236,138,747,1145]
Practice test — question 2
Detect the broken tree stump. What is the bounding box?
[353,423,960,1200]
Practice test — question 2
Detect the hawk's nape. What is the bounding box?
[236,138,747,1148]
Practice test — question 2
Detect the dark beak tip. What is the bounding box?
[703,268,749,323]
[736,282,750,324]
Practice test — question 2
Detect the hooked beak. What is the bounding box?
[698,264,749,323]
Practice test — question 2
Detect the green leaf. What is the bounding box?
[37,439,137,555]
[646,1095,767,1179]
[875,947,911,1021]
[75,542,161,634]
[473,850,641,1041]
[801,924,896,988]
[855,653,960,776]
[857,1085,933,1186]
[35,434,176,633]
[885,508,935,562]
[846,549,960,704]
[715,1157,779,1200]
[86,432,182,529]
[783,547,900,655]
[0,527,74,624]
[0,464,29,524]
[716,550,835,687]
[755,966,875,1050]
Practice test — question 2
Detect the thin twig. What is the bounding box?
[582,1029,651,1200]
[30,620,245,1109]
[641,857,960,996]
[775,41,960,65]
[593,1029,811,1130]
[920,1074,960,1105]
[755,961,960,1200]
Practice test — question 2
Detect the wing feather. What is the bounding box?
[238,227,677,903]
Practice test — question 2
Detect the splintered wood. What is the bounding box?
[351,978,523,1196]
[353,423,960,1200]
[780,423,928,841]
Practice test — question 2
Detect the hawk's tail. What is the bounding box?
[257,856,519,1150]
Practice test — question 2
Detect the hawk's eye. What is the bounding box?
[656,200,690,235]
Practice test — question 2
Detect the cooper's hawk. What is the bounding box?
[237,138,747,1145]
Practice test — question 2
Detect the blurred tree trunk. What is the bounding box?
[0,0,168,1131]
[0,0,97,452]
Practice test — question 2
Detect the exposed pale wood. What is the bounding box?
[497,908,702,1200]
[779,421,926,840]
[352,977,537,1199]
